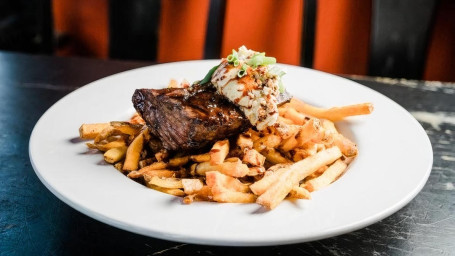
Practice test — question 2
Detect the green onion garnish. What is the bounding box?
[246,53,276,67]
[237,64,248,78]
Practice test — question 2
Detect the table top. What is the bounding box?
[1,51,454,255]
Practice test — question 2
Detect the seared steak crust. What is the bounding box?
[132,84,251,151]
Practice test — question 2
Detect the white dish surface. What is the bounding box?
[30,60,433,246]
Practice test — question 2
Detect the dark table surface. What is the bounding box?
[1,51,454,256]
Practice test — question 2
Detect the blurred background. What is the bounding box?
[0,0,453,82]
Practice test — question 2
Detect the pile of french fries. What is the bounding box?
[79,81,373,210]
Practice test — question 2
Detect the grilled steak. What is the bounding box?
[132,84,251,151]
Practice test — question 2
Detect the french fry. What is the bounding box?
[195,159,249,177]
[247,166,266,176]
[168,155,190,167]
[110,121,143,136]
[129,112,145,124]
[277,116,294,125]
[236,134,254,150]
[103,146,127,163]
[183,185,213,204]
[289,98,374,121]
[253,134,282,151]
[280,135,298,152]
[147,184,185,197]
[288,186,311,199]
[256,147,342,209]
[206,171,255,203]
[210,140,230,165]
[206,171,250,193]
[322,120,358,157]
[134,169,176,179]
[216,158,249,177]
[182,179,204,194]
[122,131,145,171]
[262,148,292,164]
[250,164,290,196]
[304,159,347,192]
[242,149,266,166]
[127,162,169,178]
[195,161,217,176]
[87,140,126,152]
[148,176,183,189]
[167,79,179,88]
[282,107,308,125]
[190,153,211,162]
[296,118,323,146]
[79,123,110,139]
[93,126,116,143]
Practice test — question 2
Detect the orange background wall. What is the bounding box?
[53,0,108,58]
[52,0,454,82]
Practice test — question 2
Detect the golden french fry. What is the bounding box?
[256,147,342,209]
[147,184,185,197]
[210,140,230,165]
[93,126,116,143]
[216,158,249,177]
[103,146,127,163]
[147,176,183,189]
[262,148,292,164]
[253,134,282,151]
[129,112,145,124]
[289,98,374,121]
[195,161,217,176]
[168,156,190,167]
[288,186,311,199]
[79,123,110,139]
[277,116,294,125]
[182,179,204,194]
[236,134,254,150]
[242,149,266,166]
[122,132,144,171]
[195,159,249,177]
[127,162,170,178]
[249,164,290,196]
[87,140,126,152]
[133,169,176,179]
[304,159,347,192]
[206,171,250,193]
[110,121,143,136]
[282,107,308,125]
[280,135,298,152]
[296,118,323,146]
[167,79,179,88]
[190,153,211,162]
[206,171,256,203]
[321,120,358,157]
[247,166,266,176]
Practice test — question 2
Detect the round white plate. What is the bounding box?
[29,60,433,246]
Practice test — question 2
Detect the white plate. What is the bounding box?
[29,60,433,246]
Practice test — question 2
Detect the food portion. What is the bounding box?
[210,46,285,130]
[132,83,250,151]
[79,46,374,210]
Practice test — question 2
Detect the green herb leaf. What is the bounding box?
[200,65,219,84]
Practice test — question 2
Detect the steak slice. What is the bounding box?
[132,84,251,152]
